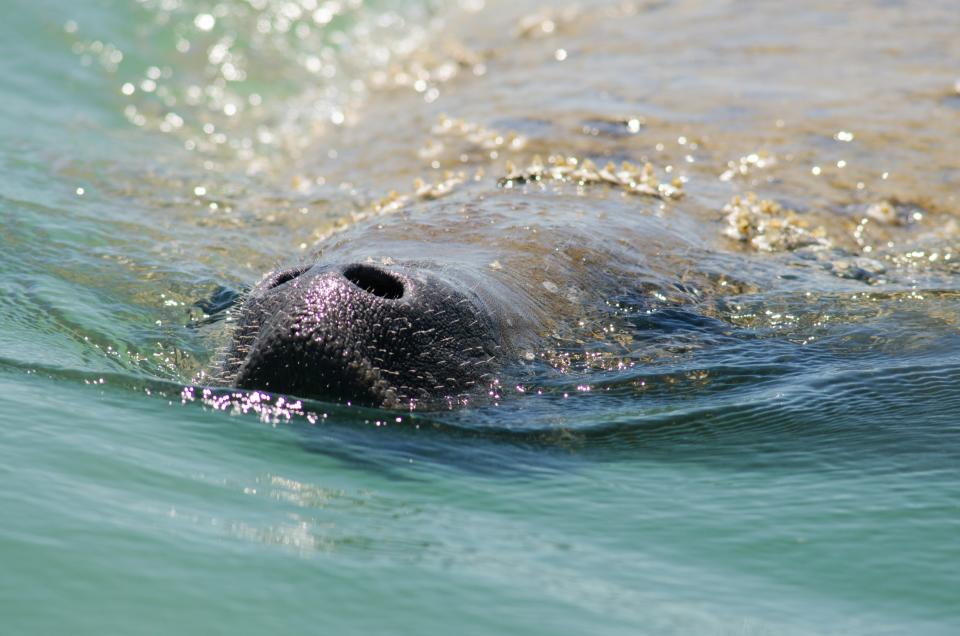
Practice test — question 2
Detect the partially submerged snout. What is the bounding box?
[217,262,503,408]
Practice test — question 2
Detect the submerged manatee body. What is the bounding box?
[214,191,721,408]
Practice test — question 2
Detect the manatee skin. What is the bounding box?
[213,188,717,409]
[217,261,506,408]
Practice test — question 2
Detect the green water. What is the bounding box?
[2,1,959,634]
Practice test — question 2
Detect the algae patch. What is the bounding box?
[499,154,683,200]
[723,192,828,252]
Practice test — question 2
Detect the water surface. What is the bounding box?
[1,1,958,634]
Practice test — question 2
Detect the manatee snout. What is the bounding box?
[219,262,502,408]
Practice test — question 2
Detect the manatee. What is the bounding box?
[217,255,511,408]
[213,188,729,409]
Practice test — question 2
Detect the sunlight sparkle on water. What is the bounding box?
[194,14,216,31]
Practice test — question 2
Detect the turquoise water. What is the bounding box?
[2,1,959,634]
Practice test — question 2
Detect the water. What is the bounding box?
[1,0,959,633]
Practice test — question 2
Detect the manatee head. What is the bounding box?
[216,261,504,408]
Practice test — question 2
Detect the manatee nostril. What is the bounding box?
[264,266,310,290]
[342,264,405,299]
